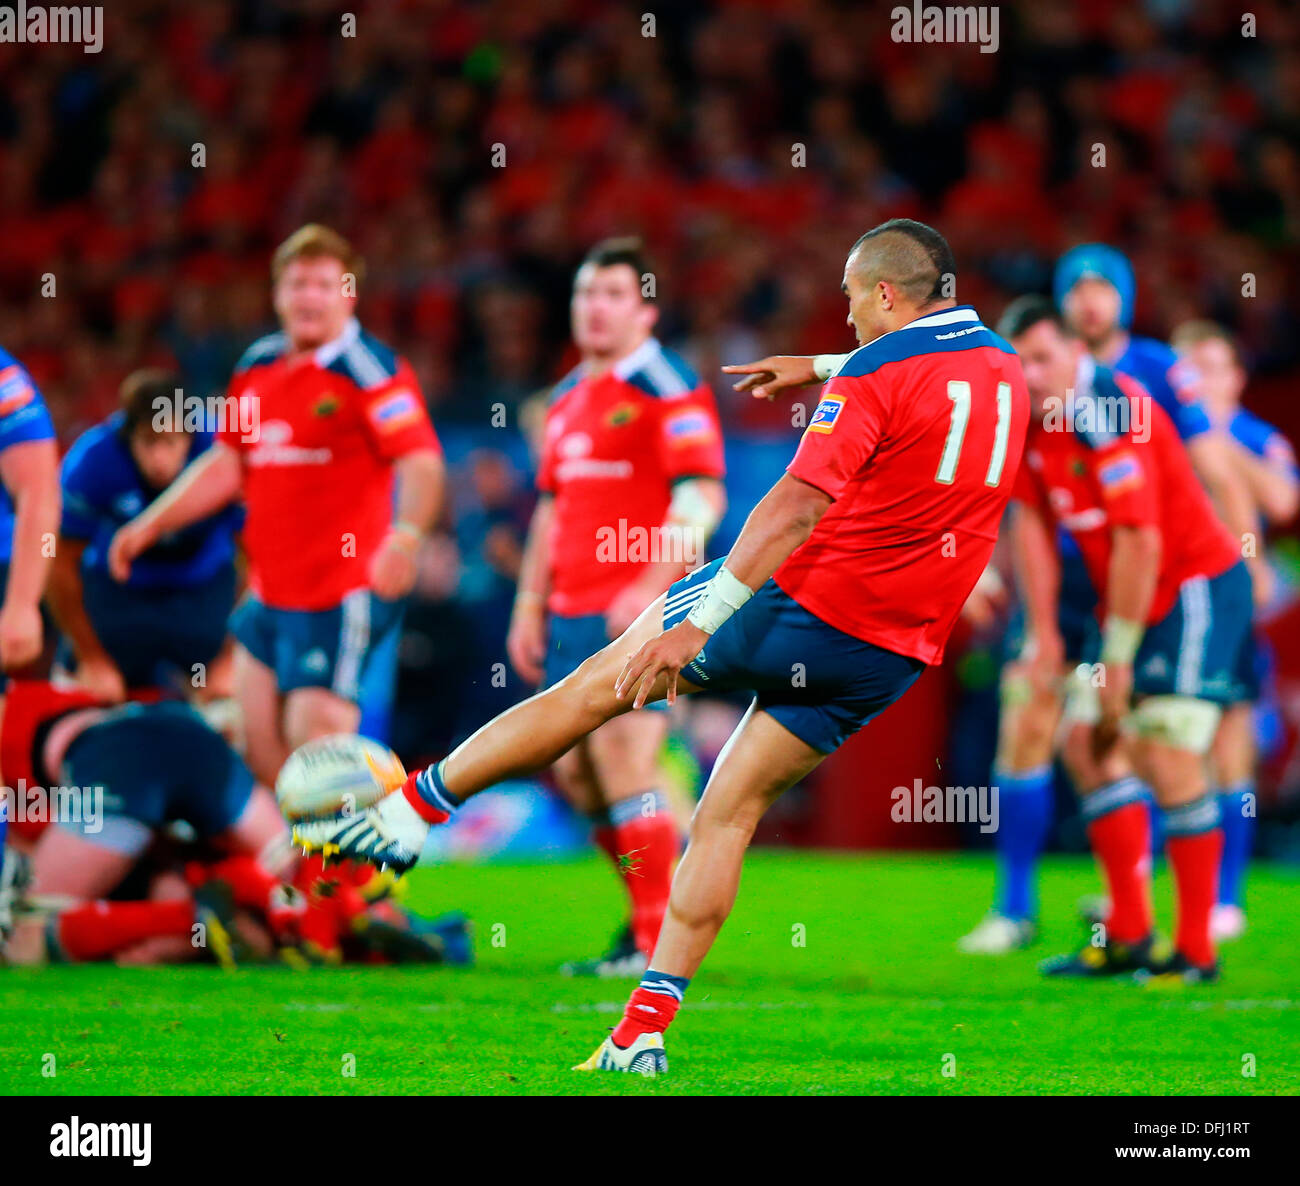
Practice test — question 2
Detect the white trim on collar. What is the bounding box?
[313,317,362,367]
[611,336,662,380]
[907,306,979,329]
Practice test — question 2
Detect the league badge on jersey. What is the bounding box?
[605,402,640,428]
[807,394,845,435]
[312,392,341,418]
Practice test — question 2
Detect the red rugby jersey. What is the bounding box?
[775,306,1029,665]
[1,680,102,840]
[1013,358,1239,623]
[220,319,440,610]
[538,337,725,617]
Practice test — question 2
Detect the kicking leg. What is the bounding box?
[437,594,685,802]
[295,593,696,869]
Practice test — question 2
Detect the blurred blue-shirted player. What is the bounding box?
[47,370,242,700]
[1172,320,1298,940]
[0,344,61,946]
[963,247,1257,953]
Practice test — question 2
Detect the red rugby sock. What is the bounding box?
[56,901,194,961]
[608,807,677,957]
[1167,829,1223,968]
[1086,800,1153,944]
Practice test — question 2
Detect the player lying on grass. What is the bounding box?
[1000,297,1249,985]
[295,217,1031,1075]
[0,680,289,967]
[0,680,472,967]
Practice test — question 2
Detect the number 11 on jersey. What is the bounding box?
[935,379,1012,487]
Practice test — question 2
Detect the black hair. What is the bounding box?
[996,294,1070,341]
[850,218,955,304]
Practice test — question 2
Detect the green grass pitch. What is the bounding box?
[2,851,1297,1095]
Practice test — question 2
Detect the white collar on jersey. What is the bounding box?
[849,304,980,354]
[1075,351,1097,394]
[313,317,363,367]
[905,305,980,330]
[607,335,662,380]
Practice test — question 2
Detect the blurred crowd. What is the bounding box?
[1,0,1298,788]
[0,0,1297,446]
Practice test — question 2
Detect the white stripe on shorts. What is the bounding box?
[1175,576,1211,696]
[333,589,372,701]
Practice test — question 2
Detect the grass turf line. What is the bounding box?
[1,852,1296,1095]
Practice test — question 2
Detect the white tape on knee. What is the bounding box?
[1129,695,1222,753]
[1062,663,1102,726]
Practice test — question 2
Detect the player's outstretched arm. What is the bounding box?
[721,354,849,400]
[108,443,242,582]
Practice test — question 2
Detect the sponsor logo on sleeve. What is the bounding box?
[1097,451,1143,495]
[807,395,845,435]
[0,365,35,416]
[664,408,713,445]
[368,388,422,432]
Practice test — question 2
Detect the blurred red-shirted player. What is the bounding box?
[507,238,726,977]
[109,226,444,787]
[1004,297,1250,983]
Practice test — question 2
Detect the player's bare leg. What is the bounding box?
[573,706,823,1075]
[550,740,603,816]
[439,594,688,797]
[293,592,697,868]
[235,645,291,786]
[284,687,361,750]
[645,706,822,976]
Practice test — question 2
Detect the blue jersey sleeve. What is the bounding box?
[1231,410,1299,477]
[1118,338,1211,442]
[59,433,107,540]
[0,356,56,452]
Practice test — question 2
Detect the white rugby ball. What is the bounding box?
[276,734,407,823]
